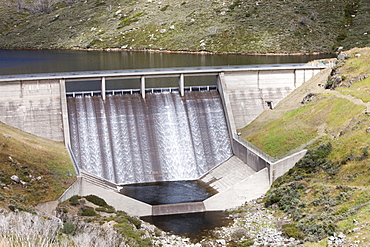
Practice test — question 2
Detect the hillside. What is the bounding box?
[0,121,75,212]
[239,47,370,245]
[0,0,369,53]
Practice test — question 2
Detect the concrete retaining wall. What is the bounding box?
[269,150,307,182]
[223,68,322,129]
[59,176,152,216]
[232,139,269,172]
[0,79,64,142]
[152,202,206,216]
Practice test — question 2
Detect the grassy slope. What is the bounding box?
[0,0,369,53]
[240,47,370,245]
[0,121,75,211]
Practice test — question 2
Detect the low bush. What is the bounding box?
[85,195,108,207]
[80,206,96,216]
[61,221,77,235]
[127,216,142,229]
[114,223,151,247]
[281,224,304,240]
[297,221,336,242]
[69,195,80,206]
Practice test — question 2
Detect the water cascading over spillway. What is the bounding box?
[67,90,233,184]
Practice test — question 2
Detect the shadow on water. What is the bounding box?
[141,211,233,241]
[121,181,232,240]
[119,180,217,205]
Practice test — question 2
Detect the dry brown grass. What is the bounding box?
[0,121,75,209]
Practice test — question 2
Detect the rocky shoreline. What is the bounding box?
[149,198,301,247]
[1,46,328,56]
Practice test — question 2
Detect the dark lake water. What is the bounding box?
[119,180,216,205]
[141,211,233,241]
[0,49,334,76]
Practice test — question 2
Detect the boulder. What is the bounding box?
[11,175,20,183]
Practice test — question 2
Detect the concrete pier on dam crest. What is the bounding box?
[0,64,326,216]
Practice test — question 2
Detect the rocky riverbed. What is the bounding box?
[148,197,301,247]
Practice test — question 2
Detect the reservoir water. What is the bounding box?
[0,49,334,76]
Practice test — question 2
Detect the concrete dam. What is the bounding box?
[0,64,327,216]
[67,90,232,184]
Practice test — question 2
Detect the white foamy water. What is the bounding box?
[68,91,232,184]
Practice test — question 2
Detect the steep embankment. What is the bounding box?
[0,121,75,212]
[0,0,369,53]
[239,47,370,245]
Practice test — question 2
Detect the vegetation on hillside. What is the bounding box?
[0,0,369,53]
[240,47,370,244]
[0,123,164,246]
[0,121,75,212]
[0,194,158,246]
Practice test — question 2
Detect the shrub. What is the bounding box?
[69,195,80,206]
[62,221,77,235]
[298,222,336,242]
[85,195,108,207]
[80,206,97,216]
[265,181,306,213]
[95,207,106,212]
[114,223,151,247]
[95,206,115,213]
[281,224,304,239]
[127,216,142,229]
[106,206,115,213]
[296,142,333,174]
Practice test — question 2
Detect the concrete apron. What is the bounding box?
[57,172,267,217]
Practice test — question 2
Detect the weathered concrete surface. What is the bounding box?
[152,202,205,216]
[223,68,322,129]
[269,150,307,183]
[0,80,64,141]
[232,139,269,172]
[200,156,255,192]
[204,168,270,211]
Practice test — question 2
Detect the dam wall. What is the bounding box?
[222,68,322,129]
[0,65,326,215]
[67,90,233,185]
[0,79,65,142]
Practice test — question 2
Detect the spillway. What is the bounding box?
[67,90,232,185]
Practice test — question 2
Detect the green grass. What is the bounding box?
[242,49,370,157]
[247,47,370,244]
[338,77,370,102]
[243,96,365,157]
